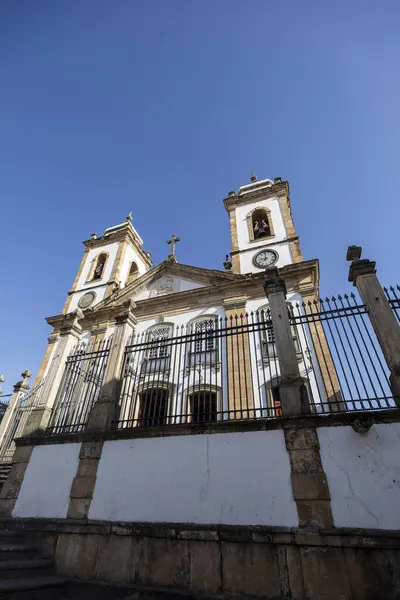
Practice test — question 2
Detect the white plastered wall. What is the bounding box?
[13,443,81,519]
[119,244,148,288]
[318,423,400,530]
[89,431,299,526]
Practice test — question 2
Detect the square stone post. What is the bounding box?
[23,310,83,435]
[68,301,137,520]
[263,267,310,416]
[87,300,137,432]
[348,245,400,405]
[0,371,31,453]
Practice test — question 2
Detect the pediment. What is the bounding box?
[95,260,244,311]
[133,274,205,301]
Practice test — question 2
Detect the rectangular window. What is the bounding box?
[193,319,216,353]
[147,326,171,359]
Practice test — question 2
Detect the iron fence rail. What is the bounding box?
[42,287,399,436]
[46,338,111,435]
[384,285,400,324]
[290,294,395,414]
[0,379,47,463]
[117,311,282,429]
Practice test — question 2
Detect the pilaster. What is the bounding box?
[87,300,137,431]
[23,311,83,435]
[223,297,255,418]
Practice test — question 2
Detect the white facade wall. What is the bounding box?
[13,443,80,519]
[119,244,148,288]
[318,423,400,530]
[89,431,299,526]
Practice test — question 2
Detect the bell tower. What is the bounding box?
[223,175,303,274]
[62,214,152,314]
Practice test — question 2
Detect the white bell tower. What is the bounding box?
[223,174,303,274]
[63,214,153,314]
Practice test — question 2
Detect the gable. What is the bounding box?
[133,275,205,301]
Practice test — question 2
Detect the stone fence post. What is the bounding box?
[23,310,83,435]
[87,300,137,431]
[263,267,309,416]
[0,371,31,452]
[68,300,137,520]
[348,245,400,404]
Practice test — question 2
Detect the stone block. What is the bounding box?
[285,546,306,600]
[291,473,330,500]
[67,498,91,520]
[0,478,21,500]
[146,538,190,588]
[297,500,333,529]
[55,533,104,579]
[87,401,118,432]
[219,528,253,542]
[344,547,399,600]
[96,535,134,582]
[0,498,16,518]
[189,540,221,594]
[221,541,281,597]
[284,427,319,450]
[77,458,100,478]
[7,461,29,484]
[12,445,33,464]
[178,530,218,541]
[70,475,96,499]
[79,441,103,460]
[300,546,352,600]
[289,448,322,473]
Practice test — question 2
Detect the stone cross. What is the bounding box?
[166,234,181,259]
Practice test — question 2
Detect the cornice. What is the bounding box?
[82,227,153,268]
[223,181,290,212]
[45,259,319,329]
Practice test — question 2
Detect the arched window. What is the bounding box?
[127,261,139,285]
[92,253,108,281]
[189,391,217,423]
[247,207,274,242]
[138,387,169,427]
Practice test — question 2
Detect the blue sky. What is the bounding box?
[1,0,399,392]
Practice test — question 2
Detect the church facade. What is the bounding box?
[29,174,338,436]
[2,175,400,599]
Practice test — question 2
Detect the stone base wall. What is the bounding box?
[2,518,400,600]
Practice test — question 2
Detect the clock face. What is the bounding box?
[78,291,97,309]
[253,249,278,269]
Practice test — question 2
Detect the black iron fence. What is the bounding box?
[43,289,399,435]
[0,396,11,425]
[46,338,111,435]
[384,285,400,324]
[116,311,282,429]
[290,294,395,414]
[0,379,47,463]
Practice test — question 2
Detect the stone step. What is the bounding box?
[0,575,68,599]
[0,543,38,561]
[0,557,54,579]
